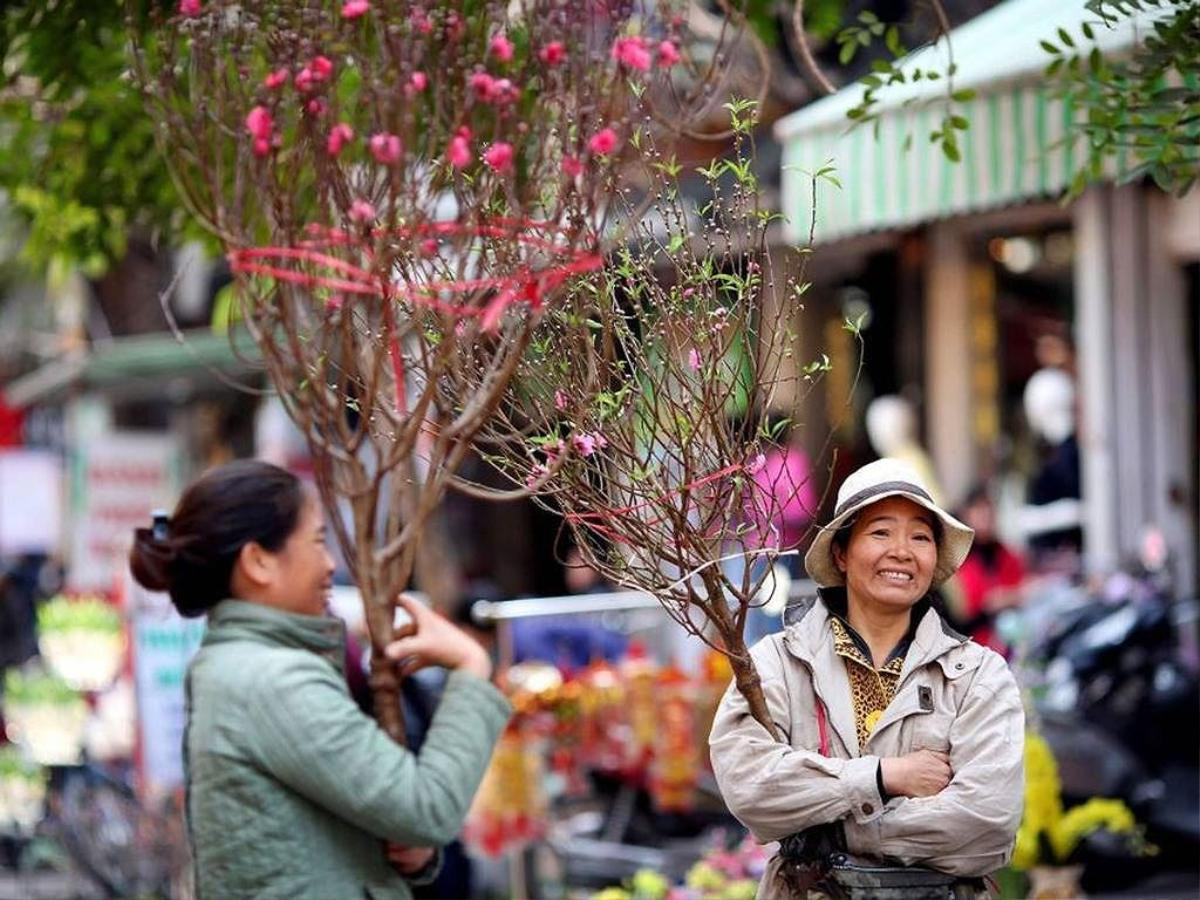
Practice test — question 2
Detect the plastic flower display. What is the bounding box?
[0,746,48,835]
[37,595,126,692]
[2,668,88,766]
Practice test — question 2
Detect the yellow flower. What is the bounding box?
[1049,797,1138,861]
[1010,731,1065,869]
[686,862,727,891]
[630,869,670,899]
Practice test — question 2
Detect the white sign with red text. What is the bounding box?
[68,432,179,593]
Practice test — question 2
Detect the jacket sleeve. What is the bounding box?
[708,637,886,843]
[246,658,512,846]
[843,652,1025,876]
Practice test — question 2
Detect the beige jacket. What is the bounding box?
[709,595,1024,896]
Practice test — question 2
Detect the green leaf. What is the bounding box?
[1058,28,1075,48]
[1040,39,1060,54]
[838,40,857,65]
[886,26,904,57]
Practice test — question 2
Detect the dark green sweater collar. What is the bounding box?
[203,599,346,671]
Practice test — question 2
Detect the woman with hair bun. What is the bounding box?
[130,459,510,899]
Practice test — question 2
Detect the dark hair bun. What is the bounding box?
[126,460,304,618]
[129,528,177,593]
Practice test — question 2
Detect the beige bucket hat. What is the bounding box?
[804,458,975,589]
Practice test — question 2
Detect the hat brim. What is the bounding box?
[803,490,974,589]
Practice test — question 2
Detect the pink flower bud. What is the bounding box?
[490,33,514,62]
[179,0,202,16]
[264,68,289,89]
[587,127,619,157]
[294,67,315,92]
[413,9,433,34]
[341,0,369,19]
[447,132,472,168]
[538,42,566,66]
[326,294,345,312]
[253,137,271,158]
[310,56,334,81]
[469,71,496,101]
[369,132,402,164]
[657,40,681,67]
[561,155,583,178]
[482,141,514,173]
[611,35,651,72]
[305,98,327,117]
[326,123,354,156]
[407,71,428,93]
[349,199,376,223]
[420,238,438,257]
[244,105,273,141]
[687,347,701,371]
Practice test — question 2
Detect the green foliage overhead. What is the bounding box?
[1047,0,1199,196]
[0,1,188,275]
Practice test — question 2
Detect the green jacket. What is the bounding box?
[184,600,511,899]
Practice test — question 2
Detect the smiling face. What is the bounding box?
[832,496,938,613]
[233,492,336,616]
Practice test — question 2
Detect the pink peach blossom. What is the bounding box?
[561,155,583,177]
[407,71,428,93]
[687,347,701,371]
[611,35,651,71]
[305,98,328,117]
[310,56,334,81]
[420,238,438,257]
[447,130,472,168]
[264,68,289,89]
[657,40,681,67]
[413,9,433,34]
[294,68,315,92]
[349,199,376,223]
[341,0,369,19]
[538,42,566,65]
[526,462,549,488]
[587,127,620,156]
[179,0,201,16]
[326,122,354,156]
[490,33,514,62]
[369,132,402,164]
[469,71,496,100]
[245,106,273,149]
[482,141,514,173]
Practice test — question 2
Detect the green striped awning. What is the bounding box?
[780,82,1082,244]
[775,0,1160,245]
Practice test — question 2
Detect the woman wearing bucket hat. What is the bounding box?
[710,459,1024,899]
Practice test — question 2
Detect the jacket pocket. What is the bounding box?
[909,712,953,752]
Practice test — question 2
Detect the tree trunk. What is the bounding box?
[723,629,781,742]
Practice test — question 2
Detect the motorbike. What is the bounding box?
[1009,552,1200,889]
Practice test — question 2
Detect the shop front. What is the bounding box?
[772,0,1198,590]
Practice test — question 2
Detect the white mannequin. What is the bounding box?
[1020,368,1082,540]
[864,395,944,504]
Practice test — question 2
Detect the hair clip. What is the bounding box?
[152,509,171,541]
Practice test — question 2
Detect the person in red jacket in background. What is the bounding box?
[955,485,1025,655]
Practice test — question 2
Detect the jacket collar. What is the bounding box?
[783,587,966,674]
[203,599,347,672]
[781,588,968,755]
